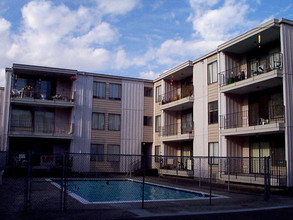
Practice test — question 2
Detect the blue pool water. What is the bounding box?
[53,179,210,203]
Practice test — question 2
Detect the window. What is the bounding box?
[144,116,152,126]
[144,87,153,97]
[155,85,162,102]
[208,101,218,124]
[109,83,121,100]
[92,113,105,130]
[181,112,193,134]
[107,145,119,162]
[90,144,104,161]
[93,82,106,99]
[208,61,218,84]
[155,115,161,132]
[209,142,219,165]
[108,114,121,131]
[34,111,54,133]
[11,109,32,128]
[155,145,160,162]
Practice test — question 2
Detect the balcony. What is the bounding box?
[161,122,193,142]
[160,87,193,111]
[219,53,283,94]
[220,105,285,136]
[9,120,74,139]
[11,89,75,107]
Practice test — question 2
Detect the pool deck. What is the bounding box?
[1,177,293,220]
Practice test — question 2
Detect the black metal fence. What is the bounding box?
[0,151,287,212]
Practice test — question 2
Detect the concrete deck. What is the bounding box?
[1,177,293,220]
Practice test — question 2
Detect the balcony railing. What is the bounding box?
[161,86,193,105]
[219,52,283,87]
[9,120,73,136]
[11,89,74,103]
[220,105,285,129]
[162,122,193,137]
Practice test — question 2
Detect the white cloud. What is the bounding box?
[96,0,140,15]
[188,0,258,41]
[139,70,160,80]
[1,0,123,72]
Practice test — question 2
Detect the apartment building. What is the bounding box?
[0,18,292,186]
[217,18,293,186]
[1,64,153,173]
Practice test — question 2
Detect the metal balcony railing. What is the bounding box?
[9,120,74,135]
[220,105,285,129]
[161,86,193,105]
[11,89,75,103]
[162,122,193,137]
[219,52,283,87]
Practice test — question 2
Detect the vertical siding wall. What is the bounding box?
[193,60,208,157]
[71,74,93,172]
[121,80,144,155]
[281,22,293,187]
[2,70,12,151]
[0,88,3,150]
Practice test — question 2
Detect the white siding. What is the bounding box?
[71,74,93,172]
[121,80,144,155]
[193,60,208,157]
[281,23,293,187]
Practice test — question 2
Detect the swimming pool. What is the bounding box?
[51,179,214,204]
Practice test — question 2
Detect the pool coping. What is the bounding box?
[47,178,228,205]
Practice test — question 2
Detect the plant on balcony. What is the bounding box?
[70,75,77,81]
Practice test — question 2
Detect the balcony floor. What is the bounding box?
[220,69,283,94]
[11,97,75,107]
[161,133,194,142]
[220,122,285,136]
[161,96,193,111]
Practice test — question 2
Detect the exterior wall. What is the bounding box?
[120,80,144,156]
[0,88,3,150]
[91,77,121,147]
[71,73,93,172]
[193,60,208,157]
[143,83,153,142]
[280,22,293,187]
[2,70,12,151]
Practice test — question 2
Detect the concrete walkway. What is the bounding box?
[1,177,293,220]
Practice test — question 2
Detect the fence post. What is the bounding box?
[176,157,178,183]
[24,151,31,212]
[199,157,201,188]
[63,153,68,212]
[264,156,270,201]
[209,156,212,206]
[142,154,146,209]
[228,157,230,192]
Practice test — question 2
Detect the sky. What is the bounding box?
[0,0,293,86]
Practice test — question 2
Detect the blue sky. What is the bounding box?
[0,0,293,86]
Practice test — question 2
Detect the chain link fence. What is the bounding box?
[0,151,287,212]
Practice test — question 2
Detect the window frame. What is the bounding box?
[208,61,218,84]
[208,101,218,124]
[93,81,106,99]
[144,87,153,97]
[92,112,105,130]
[107,145,120,162]
[11,109,33,128]
[208,142,219,165]
[109,83,122,100]
[108,114,121,131]
[155,115,161,132]
[155,145,161,162]
[90,144,104,161]
[143,116,152,126]
[155,85,162,102]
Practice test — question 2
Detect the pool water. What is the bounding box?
[53,179,210,203]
